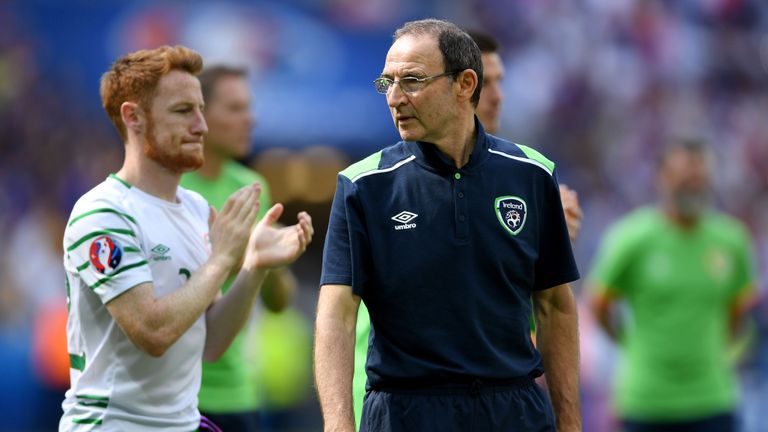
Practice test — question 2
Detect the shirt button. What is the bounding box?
[454,172,461,180]
[458,192,464,199]
[458,215,466,222]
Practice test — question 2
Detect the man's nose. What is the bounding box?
[387,83,408,108]
[192,110,208,135]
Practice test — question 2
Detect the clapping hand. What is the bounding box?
[242,203,314,271]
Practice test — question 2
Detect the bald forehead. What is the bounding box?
[384,34,444,76]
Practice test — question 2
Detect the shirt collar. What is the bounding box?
[407,116,489,174]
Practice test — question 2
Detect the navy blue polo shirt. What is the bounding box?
[321,120,579,389]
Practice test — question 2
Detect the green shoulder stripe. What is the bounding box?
[66,228,136,252]
[516,144,555,175]
[68,208,137,227]
[89,260,148,290]
[339,151,382,181]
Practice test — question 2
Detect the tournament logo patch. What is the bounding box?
[495,196,527,236]
[89,235,123,274]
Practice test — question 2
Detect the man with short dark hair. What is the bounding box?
[315,19,581,432]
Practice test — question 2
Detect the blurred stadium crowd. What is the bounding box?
[1,0,767,431]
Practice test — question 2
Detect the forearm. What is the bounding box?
[203,266,269,360]
[591,289,622,342]
[108,253,236,357]
[535,286,581,431]
[315,286,358,432]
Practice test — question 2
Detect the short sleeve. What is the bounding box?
[588,217,638,296]
[320,175,354,288]
[728,221,757,299]
[533,169,580,290]
[63,203,152,304]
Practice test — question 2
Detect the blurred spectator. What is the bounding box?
[180,64,306,431]
[589,139,758,432]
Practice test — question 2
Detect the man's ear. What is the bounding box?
[455,69,478,103]
[120,101,145,135]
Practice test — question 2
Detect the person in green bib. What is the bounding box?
[589,138,757,432]
[181,65,297,431]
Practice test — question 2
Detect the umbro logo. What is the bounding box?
[151,243,172,261]
[391,211,418,230]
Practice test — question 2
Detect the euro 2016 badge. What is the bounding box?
[89,235,123,274]
[495,196,527,236]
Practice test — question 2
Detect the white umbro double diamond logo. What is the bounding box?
[392,211,418,230]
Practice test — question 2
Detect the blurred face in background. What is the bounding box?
[144,70,208,173]
[658,146,713,220]
[476,51,504,134]
[203,75,254,159]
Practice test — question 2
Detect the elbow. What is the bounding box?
[134,330,176,358]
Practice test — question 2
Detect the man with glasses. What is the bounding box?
[315,19,581,431]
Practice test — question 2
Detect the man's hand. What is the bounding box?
[559,184,582,242]
[208,183,261,269]
[242,204,313,271]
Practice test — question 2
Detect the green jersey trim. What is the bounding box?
[342,153,416,183]
[516,145,555,175]
[69,353,86,371]
[339,151,383,181]
[339,151,381,181]
[109,173,132,189]
[66,228,136,252]
[72,418,103,425]
[90,261,149,290]
[68,208,138,227]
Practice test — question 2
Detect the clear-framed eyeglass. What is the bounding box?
[373,71,457,94]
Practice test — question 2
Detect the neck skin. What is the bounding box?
[661,201,700,229]
[117,137,180,202]
[196,143,227,179]
[433,111,477,168]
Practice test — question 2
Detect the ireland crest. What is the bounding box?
[495,196,527,236]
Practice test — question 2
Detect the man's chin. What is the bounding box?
[398,127,423,142]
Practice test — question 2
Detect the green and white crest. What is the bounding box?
[495,196,527,236]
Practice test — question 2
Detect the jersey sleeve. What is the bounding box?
[588,215,638,296]
[727,220,758,299]
[320,174,371,296]
[321,175,354,288]
[533,169,580,290]
[63,202,152,304]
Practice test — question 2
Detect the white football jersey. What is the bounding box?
[60,174,211,431]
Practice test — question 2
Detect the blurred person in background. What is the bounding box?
[60,45,313,431]
[349,28,585,430]
[180,65,299,432]
[589,139,757,432]
[315,19,580,431]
